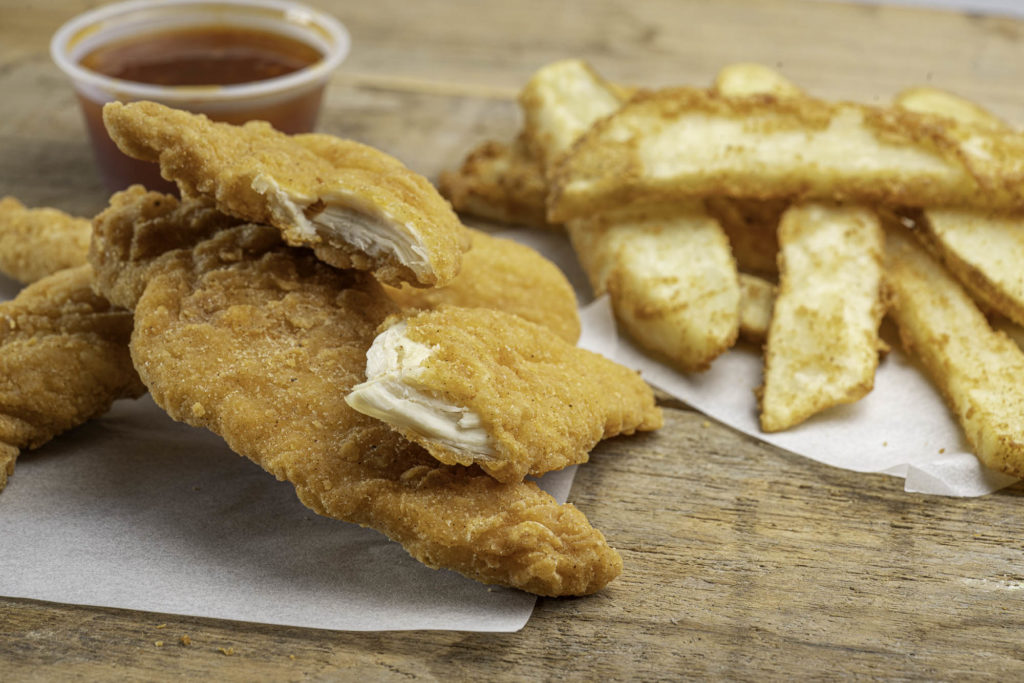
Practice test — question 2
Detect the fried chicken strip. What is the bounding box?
[0,197,91,284]
[90,188,622,596]
[346,307,661,483]
[102,101,470,288]
[383,228,581,343]
[0,264,145,492]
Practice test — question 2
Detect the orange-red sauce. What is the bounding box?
[80,25,323,86]
[76,25,327,192]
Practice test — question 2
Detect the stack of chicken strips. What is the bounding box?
[0,101,664,596]
[442,60,1024,480]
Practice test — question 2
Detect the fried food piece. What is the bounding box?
[759,203,885,432]
[892,87,1024,328]
[438,137,553,229]
[0,264,144,492]
[704,196,784,278]
[102,101,469,288]
[568,201,740,372]
[885,226,1024,478]
[346,307,661,483]
[738,272,775,345]
[519,59,625,174]
[90,189,622,596]
[917,208,1024,326]
[702,63,801,278]
[383,228,580,343]
[0,197,91,284]
[548,87,1024,222]
[895,86,1009,131]
[713,62,803,99]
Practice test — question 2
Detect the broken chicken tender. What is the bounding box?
[760,203,885,432]
[0,264,144,492]
[101,101,469,288]
[0,197,91,284]
[569,201,740,372]
[383,228,581,343]
[346,306,661,484]
[90,188,622,596]
[547,87,1024,223]
[885,227,1024,478]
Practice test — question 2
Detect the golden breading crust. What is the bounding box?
[349,307,661,483]
[0,197,91,284]
[384,228,581,343]
[548,87,1024,222]
[438,138,554,229]
[89,190,622,596]
[0,264,145,492]
[102,101,470,288]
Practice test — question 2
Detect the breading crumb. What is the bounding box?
[154,641,164,647]
[180,634,192,646]
[156,623,167,629]
[219,647,235,656]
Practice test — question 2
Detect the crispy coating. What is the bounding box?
[713,63,803,99]
[90,190,622,596]
[0,264,144,492]
[885,227,1024,478]
[519,59,624,174]
[704,196,784,277]
[738,272,775,345]
[568,201,740,372]
[0,197,91,284]
[384,228,580,343]
[759,203,886,431]
[438,138,554,229]
[548,87,1024,222]
[102,101,469,288]
[350,307,661,483]
[893,87,1024,329]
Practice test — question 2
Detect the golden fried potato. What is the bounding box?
[885,226,1024,478]
[569,201,740,372]
[548,88,1024,222]
[759,203,886,432]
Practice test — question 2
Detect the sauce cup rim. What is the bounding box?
[50,0,351,104]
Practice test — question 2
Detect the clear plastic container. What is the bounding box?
[51,0,350,192]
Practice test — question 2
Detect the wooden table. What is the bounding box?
[3,0,1024,678]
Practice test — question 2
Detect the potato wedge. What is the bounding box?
[519,59,624,173]
[759,203,885,431]
[885,226,1024,478]
[438,137,552,229]
[549,88,1024,222]
[893,87,1024,328]
[738,272,775,345]
[568,201,739,372]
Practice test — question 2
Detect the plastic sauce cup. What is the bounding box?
[51,0,350,192]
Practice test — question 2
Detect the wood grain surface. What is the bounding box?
[3,0,1024,679]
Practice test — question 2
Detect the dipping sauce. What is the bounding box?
[80,26,323,86]
[72,25,331,192]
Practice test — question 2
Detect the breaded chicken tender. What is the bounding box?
[0,197,91,284]
[0,264,145,492]
[383,228,580,343]
[102,101,470,288]
[346,307,661,483]
[89,189,622,596]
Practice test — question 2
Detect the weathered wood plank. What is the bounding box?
[3,0,1024,679]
